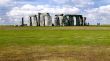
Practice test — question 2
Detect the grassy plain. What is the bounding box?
[0,26,110,61]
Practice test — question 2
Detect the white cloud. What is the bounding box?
[53,0,68,4]
[0,17,5,25]
[0,0,12,5]
[71,0,94,7]
[0,17,1,20]
[7,4,80,16]
[52,0,94,7]
[98,5,110,14]
[6,4,80,25]
[85,5,110,24]
[7,4,37,16]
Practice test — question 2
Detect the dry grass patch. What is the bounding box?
[0,46,110,61]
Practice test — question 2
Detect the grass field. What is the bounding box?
[0,26,110,61]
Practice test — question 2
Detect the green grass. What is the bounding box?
[0,26,110,46]
[0,26,110,61]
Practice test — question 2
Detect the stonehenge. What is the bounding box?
[21,13,87,26]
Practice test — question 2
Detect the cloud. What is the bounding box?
[71,0,94,7]
[7,4,80,16]
[52,0,94,7]
[85,5,110,24]
[53,0,68,4]
[0,17,6,25]
[6,4,80,25]
[0,0,12,5]
[2,0,110,25]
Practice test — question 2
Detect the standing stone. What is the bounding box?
[38,13,41,26]
[30,16,32,26]
[21,17,24,26]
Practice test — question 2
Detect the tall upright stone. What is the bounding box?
[69,16,74,26]
[43,15,45,26]
[59,14,64,26]
[34,15,38,26]
[38,13,41,26]
[55,15,60,26]
[76,16,80,26]
[29,16,32,26]
[45,13,52,26]
[79,15,83,26]
[48,13,52,26]
[83,17,87,26]
[21,17,24,26]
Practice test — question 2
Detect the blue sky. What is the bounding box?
[0,0,110,25]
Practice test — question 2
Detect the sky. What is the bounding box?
[0,0,110,25]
